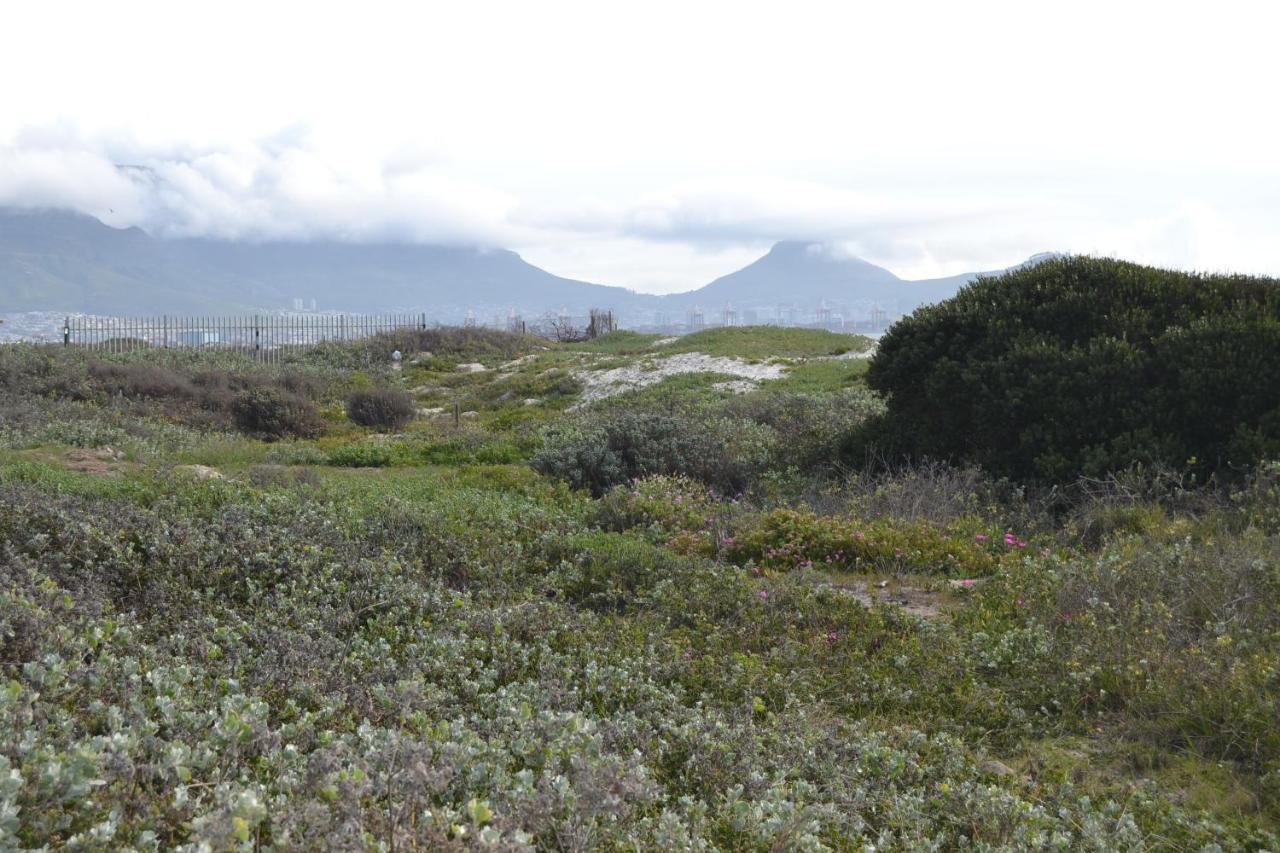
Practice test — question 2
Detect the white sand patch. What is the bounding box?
[652,337,678,346]
[573,352,786,407]
[711,379,759,394]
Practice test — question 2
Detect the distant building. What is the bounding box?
[816,300,833,327]
[177,330,220,346]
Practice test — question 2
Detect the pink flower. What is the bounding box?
[1003,532,1016,545]
[1016,597,1025,607]
[1061,611,1071,622]
[1016,540,1027,549]
[974,534,988,543]
[958,578,976,587]
[758,590,769,599]
[826,631,839,643]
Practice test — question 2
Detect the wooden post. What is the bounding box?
[63,317,70,347]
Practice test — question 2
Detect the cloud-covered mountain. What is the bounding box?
[0,208,1052,324]
[660,241,1054,316]
[0,208,644,318]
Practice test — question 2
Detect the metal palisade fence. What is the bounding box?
[63,313,430,362]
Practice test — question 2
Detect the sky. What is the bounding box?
[1,0,1278,294]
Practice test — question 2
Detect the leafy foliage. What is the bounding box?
[865,255,1280,481]
[345,387,416,429]
[532,411,770,496]
[1,324,1279,848]
[231,388,325,440]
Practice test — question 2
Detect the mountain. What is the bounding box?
[0,208,1054,324]
[660,241,1055,317]
[0,208,644,318]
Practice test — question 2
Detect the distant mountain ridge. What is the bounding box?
[0,208,642,318]
[0,207,1053,321]
[660,240,1057,315]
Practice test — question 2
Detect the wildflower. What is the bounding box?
[957,578,976,587]
[1017,539,1027,549]
[1061,611,1071,622]
[1003,532,1016,546]
[974,534,988,543]
[758,590,769,600]
[1016,597,1025,607]
[826,631,839,643]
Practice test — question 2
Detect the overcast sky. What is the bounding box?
[2,0,1277,293]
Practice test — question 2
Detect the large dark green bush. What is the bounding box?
[346,387,415,429]
[863,256,1280,481]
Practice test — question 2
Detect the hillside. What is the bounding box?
[661,240,1052,315]
[0,208,645,317]
[2,209,1054,325]
[0,324,1275,847]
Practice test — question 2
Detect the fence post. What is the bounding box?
[254,316,261,360]
[63,317,70,347]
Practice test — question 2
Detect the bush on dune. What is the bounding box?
[346,387,415,429]
[862,255,1280,482]
[231,387,324,440]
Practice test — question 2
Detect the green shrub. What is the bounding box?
[231,388,324,441]
[722,387,883,471]
[345,387,415,429]
[725,507,1005,576]
[328,441,395,467]
[978,532,1280,771]
[532,412,767,496]
[596,474,722,538]
[864,256,1280,482]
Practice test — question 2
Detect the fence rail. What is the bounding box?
[63,314,429,363]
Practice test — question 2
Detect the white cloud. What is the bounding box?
[1,0,1279,291]
[0,130,521,247]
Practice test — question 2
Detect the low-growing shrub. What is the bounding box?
[533,412,767,496]
[345,387,415,429]
[328,441,395,467]
[978,531,1280,771]
[596,474,723,538]
[231,388,324,440]
[88,361,193,399]
[725,507,1007,576]
[722,387,884,471]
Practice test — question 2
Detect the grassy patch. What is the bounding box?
[566,330,664,354]
[663,325,872,359]
[769,357,870,393]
